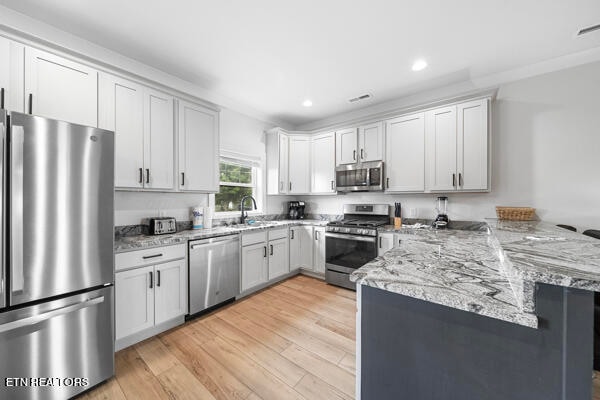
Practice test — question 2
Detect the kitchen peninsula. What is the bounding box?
[352,220,600,400]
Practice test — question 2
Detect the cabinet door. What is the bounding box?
[268,237,289,280]
[279,134,289,194]
[178,100,219,192]
[385,113,425,192]
[154,259,187,325]
[359,122,384,162]
[336,128,357,165]
[457,99,488,191]
[115,266,154,340]
[25,47,97,126]
[289,227,302,271]
[145,89,175,190]
[425,106,457,191]
[313,227,326,274]
[99,74,145,189]
[0,37,24,112]
[377,233,395,256]
[288,136,311,194]
[311,132,336,193]
[241,242,268,292]
[297,226,314,271]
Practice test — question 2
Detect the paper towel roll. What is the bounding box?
[192,206,203,229]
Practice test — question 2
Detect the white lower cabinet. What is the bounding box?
[268,237,289,280]
[115,245,187,350]
[241,242,268,292]
[313,227,326,274]
[241,228,289,293]
[378,233,395,256]
[290,225,314,271]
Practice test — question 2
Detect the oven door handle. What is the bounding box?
[325,232,377,243]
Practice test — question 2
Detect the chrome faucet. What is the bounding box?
[240,195,257,224]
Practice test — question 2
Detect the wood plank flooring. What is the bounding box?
[80,275,356,400]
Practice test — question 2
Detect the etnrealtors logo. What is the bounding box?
[4,377,89,387]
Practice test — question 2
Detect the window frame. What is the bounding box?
[211,151,263,217]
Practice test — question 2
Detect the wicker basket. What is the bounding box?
[496,206,536,221]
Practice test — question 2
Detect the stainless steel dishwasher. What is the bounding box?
[188,234,240,315]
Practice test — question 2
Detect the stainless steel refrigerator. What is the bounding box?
[0,110,114,399]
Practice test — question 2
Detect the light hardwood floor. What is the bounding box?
[80,275,357,400]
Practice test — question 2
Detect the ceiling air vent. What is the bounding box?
[348,93,372,103]
[577,23,600,36]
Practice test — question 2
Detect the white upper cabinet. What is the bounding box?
[457,99,489,191]
[288,136,311,194]
[99,74,145,189]
[358,122,384,162]
[385,113,425,192]
[266,130,289,195]
[425,99,489,192]
[425,105,457,192]
[336,128,358,165]
[178,100,219,192]
[311,132,336,193]
[0,36,24,112]
[145,89,174,190]
[100,74,175,190]
[25,47,97,127]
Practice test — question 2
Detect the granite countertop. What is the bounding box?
[114,219,329,253]
[351,220,600,328]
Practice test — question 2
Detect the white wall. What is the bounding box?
[292,61,600,232]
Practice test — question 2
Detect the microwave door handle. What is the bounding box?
[10,125,24,295]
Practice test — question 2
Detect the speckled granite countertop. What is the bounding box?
[351,220,600,328]
[114,219,329,253]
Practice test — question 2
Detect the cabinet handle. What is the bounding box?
[270,244,273,256]
[291,230,294,239]
[361,149,364,159]
[353,150,356,160]
[149,271,153,289]
[331,180,334,190]
[386,177,389,189]
[263,246,267,258]
[0,87,4,109]
[459,173,463,187]
[452,173,456,187]
[379,237,382,248]
[289,182,292,191]
[157,270,161,287]
[139,168,143,184]
[142,253,163,259]
[28,93,33,114]
[181,172,185,186]
[146,169,150,184]
[315,231,319,241]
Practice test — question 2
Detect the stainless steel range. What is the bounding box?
[325,204,389,290]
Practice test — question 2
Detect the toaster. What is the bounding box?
[148,217,177,235]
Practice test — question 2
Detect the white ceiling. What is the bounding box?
[1,0,600,127]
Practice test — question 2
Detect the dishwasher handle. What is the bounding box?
[190,235,239,250]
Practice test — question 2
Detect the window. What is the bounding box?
[215,157,260,213]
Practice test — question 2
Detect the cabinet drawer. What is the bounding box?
[242,231,267,246]
[116,244,186,271]
[268,227,289,241]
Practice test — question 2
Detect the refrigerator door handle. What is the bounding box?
[10,125,24,294]
[0,295,105,333]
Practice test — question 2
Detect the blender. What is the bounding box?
[433,196,449,229]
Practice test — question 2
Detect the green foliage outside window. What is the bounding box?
[215,161,255,212]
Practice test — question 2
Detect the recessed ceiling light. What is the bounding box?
[302,99,313,107]
[412,59,428,71]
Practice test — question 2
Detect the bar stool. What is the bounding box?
[557,224,577,232]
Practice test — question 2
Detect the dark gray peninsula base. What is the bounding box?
[359,284,593,400]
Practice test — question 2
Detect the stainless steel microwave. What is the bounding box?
[335,161,384,192]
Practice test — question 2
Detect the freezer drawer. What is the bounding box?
[0,286,114,400]
[189,234,240,315]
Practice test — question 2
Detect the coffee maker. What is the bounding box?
[433,196,449,229]
[288,201,305,220]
